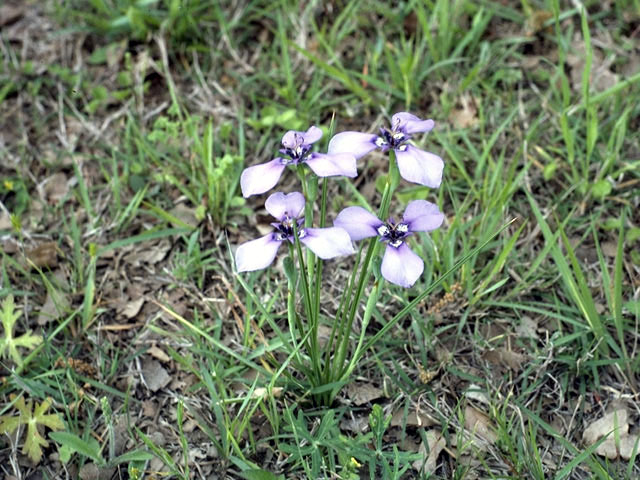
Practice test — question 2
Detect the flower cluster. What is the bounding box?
[235,192,354,272]
[235,113,445,287]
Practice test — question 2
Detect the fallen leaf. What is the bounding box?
[390,409,437,428]
[340,415,369,433]
[142,359,171,392]
[169,204,199,229]
[583,409,628,445]
[316,324,333,349]
[249,387,283,399]
[141,400,158,418]
[482,348,528,371]
[147,344,170,363]
[0,211,12,230]
[594,434,640,460]
[515,316,539,340]
[412,430,446,473]
[26,242,58,268]
[464,405,498,445]
[525,10,553,36]
[42,172,70,205]
[567,39,619,93]
[119,297,144,319]
[449,95,478,129]
[0,3,24,27]
[464,384,490,405]
[37,287,70,325]
[601,241,618,258]
[345,382,383,406]
[124,240,171,266]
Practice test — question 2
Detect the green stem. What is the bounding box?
[292,223,321,380]
[332,165,397,382]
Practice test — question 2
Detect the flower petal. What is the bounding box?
[392,112,435,134]
[327,132,379,159]
[381,243,424,288]
[265,191,305,220]
[282,126,323,148]
[402,200,444,232]
[240,158,286,197]
[395,145,444,188]
[235,234,282,272]
[301,126,323,145]
[305,153,357,178]
[300,227,355,259]
[334,206,383,241]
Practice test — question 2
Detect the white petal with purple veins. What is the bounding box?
[392,112,435,134]
[395,145,444,188]
[240,158,287,197]
[327,132,379,159]
[235,234,282,272]
[305,153,358,178]
[334,206,383,241]
[265,192,305,220]
[282,126,323,148]
[381,243,424,288]
[402,200,444,232]
[300,227,354,259]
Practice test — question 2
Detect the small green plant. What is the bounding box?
[144,114,245,225]
[0,295,42,366]
[56,0,211,43]
[0,395,65,463]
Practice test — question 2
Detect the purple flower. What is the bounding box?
[334,200,444,287]
[240,126,358,197]
[328,112,443,188]
[235,192,355,272]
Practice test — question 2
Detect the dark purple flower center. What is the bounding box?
[376,219,410,248]
[376,122,409,151]
[280,134,312,165]
[272,217,306,242]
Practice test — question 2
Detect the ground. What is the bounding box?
[0,0,639,479]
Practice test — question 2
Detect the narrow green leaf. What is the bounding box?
[49,431,104,464]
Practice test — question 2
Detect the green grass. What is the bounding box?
[1,0,639,478]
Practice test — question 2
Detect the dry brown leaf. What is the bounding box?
[340,415,369,433]
[581,407,640,459]
[142,359,171,392]
[464,405,498,445]
[482,348,528,371]
[515,316,539,340]
[567,39,619,92]
[124,240,171,266]
[147,344,170,363]
[37,286,70,325]
[169,204,199,229]
[390,409,437,428]
[465,384,490,405]
[26,242,58,268]
[316,324,333,349]
[449,95,478,129]
[42,172,70,205]
[120,297,145,319]
[249,387,283,399]
[0,3,25,27]
[141,400,158,418]
[412,430,446,473]
[594,434,640,460]
[525,10,553,36]
[601,241,618,258]
[345,382,383,406]
[0,211,12,230]
[583,409,629,445]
